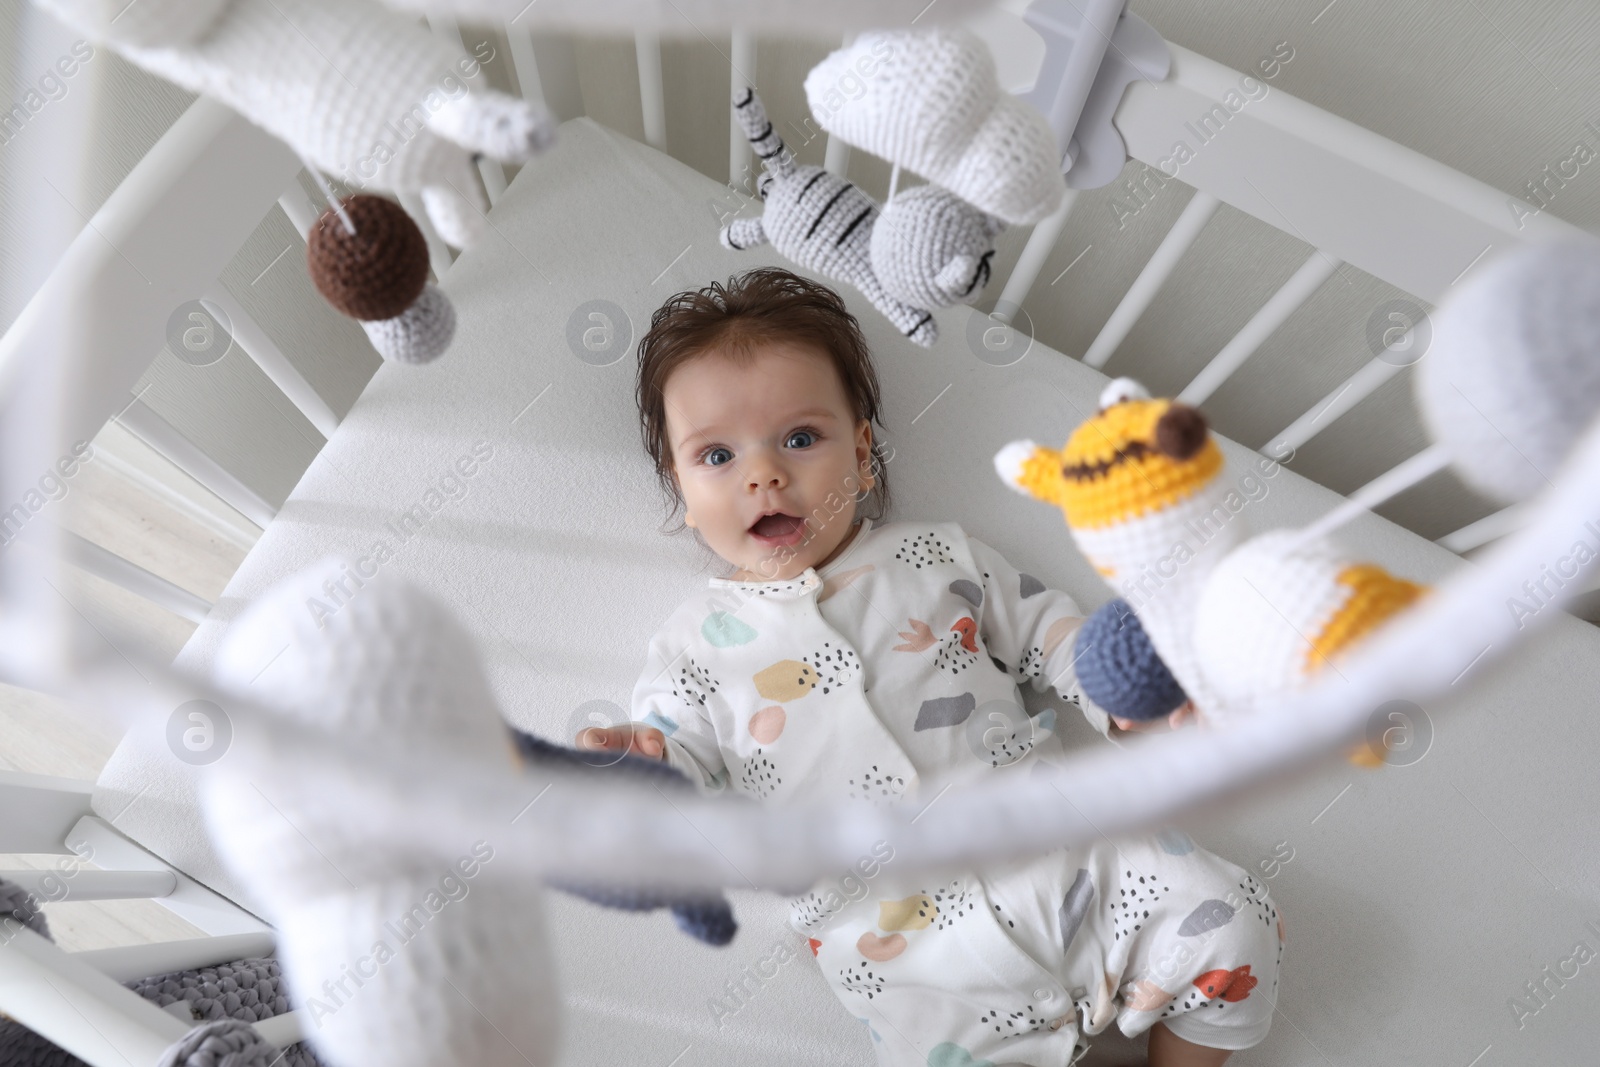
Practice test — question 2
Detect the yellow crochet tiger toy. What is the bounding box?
[995,379,1425,767]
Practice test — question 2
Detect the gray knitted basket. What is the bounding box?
[0,879,322,1067]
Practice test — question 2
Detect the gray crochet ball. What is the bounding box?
[360,282,456,364]
[0,879,323,1067]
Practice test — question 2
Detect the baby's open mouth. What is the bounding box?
[749,512,806,545]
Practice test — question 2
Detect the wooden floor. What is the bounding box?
[0,423,255,951]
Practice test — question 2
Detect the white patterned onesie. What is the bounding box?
[632,518,1283,1066]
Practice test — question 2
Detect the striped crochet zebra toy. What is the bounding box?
[720,88,1002,348]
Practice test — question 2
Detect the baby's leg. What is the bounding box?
[1148,1019,1233,1066]
[1109,832,1282,1056]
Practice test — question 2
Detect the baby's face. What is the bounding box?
[664,339,874,581]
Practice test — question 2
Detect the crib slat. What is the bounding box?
[823,134,851,179]
[635,32,668,152]
[477,156,509,204]
[1082,191,1219,368]
[0,868,178,902]
[1178,251,1342,405]
[115,399,277,529]
[396,190,455,280]
[277,177,318,242]
[1438,503,1529,554]
[1262,345,1409,461]
[428,15,507,206]
[992,190,1078,324]
[822,32,852,178]
[200,288,339,440]
[50,526,214,625]
[505,20,548,107]
[729,31,756,187]
[0,926,190,1067]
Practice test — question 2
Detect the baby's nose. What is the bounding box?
[747,459,786,489]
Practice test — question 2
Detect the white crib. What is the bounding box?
[2,4,1597,1067]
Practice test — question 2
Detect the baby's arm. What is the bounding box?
[630,630,730,795]
[965,534,1123,745]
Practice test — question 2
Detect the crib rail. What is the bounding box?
[991,39,1592,554]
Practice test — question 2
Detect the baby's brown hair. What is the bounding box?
[635,266,892,533]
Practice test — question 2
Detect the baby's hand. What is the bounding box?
[575,723,668,760]
[1111,700,1198,734]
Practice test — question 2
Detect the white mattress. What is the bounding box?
[95,117,1600,1066]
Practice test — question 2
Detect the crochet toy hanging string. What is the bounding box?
[300,154,356,237]
[1286,442,1452,552]
[296,154,460,365]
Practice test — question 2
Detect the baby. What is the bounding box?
[577,267,1282,1067]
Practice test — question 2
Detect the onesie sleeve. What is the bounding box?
[964,533,1120,746]
[630,624,730,796]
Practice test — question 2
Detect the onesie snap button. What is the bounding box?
[1033,987,1054,1001]
[838,670,852,683]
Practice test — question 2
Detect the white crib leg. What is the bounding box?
[0,925,190,1067]
[0,771,93,855]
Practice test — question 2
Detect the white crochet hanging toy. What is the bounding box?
[203,557,563,1067]
[719,87,981,347]
[803,27,1066,230]
[994,233,1600,759]
[34,0,558,251]
[995,378,1425,766]
[1413,239,1600,506]
[720,26,1064,348]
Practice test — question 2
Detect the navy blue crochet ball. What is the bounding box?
[1074,598,1187,722]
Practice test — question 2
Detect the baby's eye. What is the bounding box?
[702,446,733,467]
[785,429,818,449]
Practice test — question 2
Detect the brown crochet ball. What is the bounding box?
[306,195,429,321]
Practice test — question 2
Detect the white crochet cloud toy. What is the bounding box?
[995,378,1425,767]
[34,0,558,249]
[804,27,1064,226]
